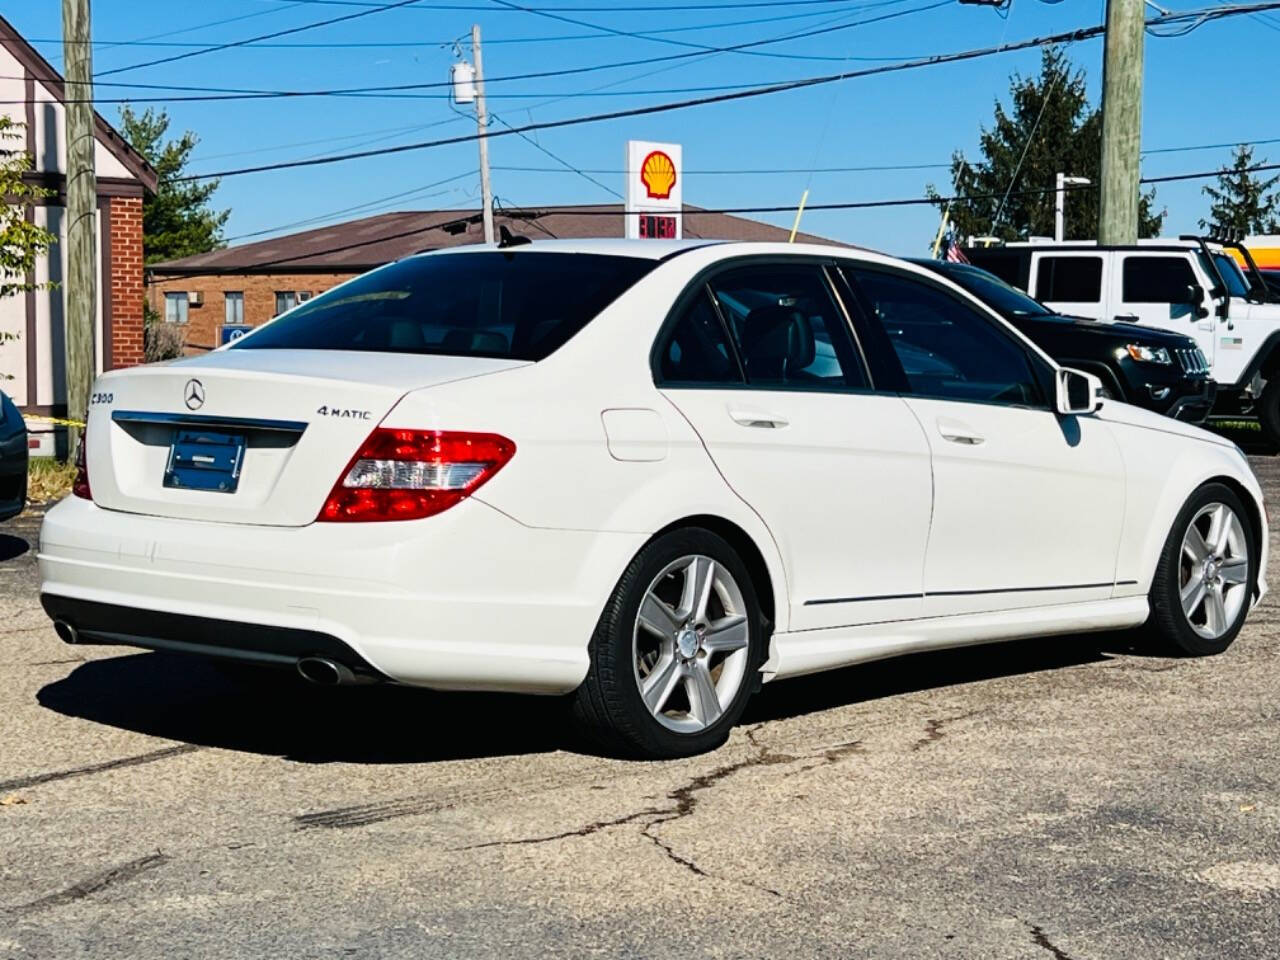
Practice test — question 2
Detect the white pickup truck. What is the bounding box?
[968,236,1280,442]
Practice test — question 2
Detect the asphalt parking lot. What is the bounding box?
[2,457,1279,959]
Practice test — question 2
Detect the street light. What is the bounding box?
[1055,173,1091,242]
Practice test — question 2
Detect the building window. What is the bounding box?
[298,290,313,302]
[275,291,298,316]
[165,292,189,324]
[225,291,244,324]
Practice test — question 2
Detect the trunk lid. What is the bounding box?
[87,350,528,526]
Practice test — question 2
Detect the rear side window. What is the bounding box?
[657,289,743,385]
[1122,256,1197,303]
[707,265,868,390]
[1036,256,1103,302]
[234,251,656,361]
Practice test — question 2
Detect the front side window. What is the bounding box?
[1036,256,1103,302]
[657,289,742,385]
[1122,256,1197,303]
[224,291,244,324]
[239,252,656,360]
[706,265,867,390]
[164,292,188,325]
[849,268,1045,407]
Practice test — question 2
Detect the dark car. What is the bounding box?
[911,259,1215,423]
[0,390,27,520]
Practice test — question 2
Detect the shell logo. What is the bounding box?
[641,150,677,200]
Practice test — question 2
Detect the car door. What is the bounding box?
[655,259,933,632]
[1113,253,1218,369]
[841,263,1126,618]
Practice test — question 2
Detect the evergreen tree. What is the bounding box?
[929,48,1164,243]
[119,105,229,263]
[1200,144,1280,234]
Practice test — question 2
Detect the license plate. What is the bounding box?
[163,429,246,493]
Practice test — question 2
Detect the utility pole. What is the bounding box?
[61,0,96,452]
[1098,0,1145,244]
[472,25,494,244]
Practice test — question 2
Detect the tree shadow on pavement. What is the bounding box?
[36,628,1172,763]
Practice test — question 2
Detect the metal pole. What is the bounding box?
[472,24,494,245]
[62,0,96,452]
[1055,172,1066,242]
[1098,0,1145,244]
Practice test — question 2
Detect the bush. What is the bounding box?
[144,321,186,362]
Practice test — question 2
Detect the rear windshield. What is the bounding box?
[232,251,656,361]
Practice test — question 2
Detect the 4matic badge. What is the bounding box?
[316,406,372,420]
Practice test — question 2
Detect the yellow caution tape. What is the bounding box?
[24,415,87,428]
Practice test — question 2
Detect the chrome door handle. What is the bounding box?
[1114,314,1140,322]
[937,418,984,445]
[729,409,789,429]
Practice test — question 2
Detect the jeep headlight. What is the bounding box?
[1123,344,1173,365]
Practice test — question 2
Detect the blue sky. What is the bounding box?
[12,0,1280,255]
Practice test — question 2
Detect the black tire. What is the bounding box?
[571,527,765,759]
[1259,378,1280,448]
[1148,482,1257,657]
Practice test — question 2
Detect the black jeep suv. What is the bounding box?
[913,259,1215,422]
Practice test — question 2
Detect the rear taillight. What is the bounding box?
[72,429,91,500]
[318,429,515,522]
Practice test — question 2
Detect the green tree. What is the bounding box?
[1200,144,1280,234]
[118,105,229,263]
[929,47,1164,244]
[0,117,57,379]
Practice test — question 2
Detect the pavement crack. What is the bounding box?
[1028,923,1080,960]
[9,852,169,915]
[457,807,667,850]
[0,744,202,793]
[910,710,984,752]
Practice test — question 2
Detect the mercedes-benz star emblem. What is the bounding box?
[184,378,205,411]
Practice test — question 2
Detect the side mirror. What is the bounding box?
[1187,283,1210,320]
[1056,367,1102,416]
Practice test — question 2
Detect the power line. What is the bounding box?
[171,16,1113,183]
[152,160,1280,282]
[254,0,915,11]
[15,2,908,51]
[18,0,947,107]
[166,0,1280,184]
[95,0,426,77]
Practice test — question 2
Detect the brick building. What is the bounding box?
[147,206,831,352]
[0,15,157,444]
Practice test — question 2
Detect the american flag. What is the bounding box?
[944,234,970,263]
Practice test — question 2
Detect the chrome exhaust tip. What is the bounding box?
[296,656,356,686]
[53,620,79,645]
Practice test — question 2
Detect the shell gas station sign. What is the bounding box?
[625,140,682,240]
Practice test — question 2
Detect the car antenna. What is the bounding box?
[497,225,531,249]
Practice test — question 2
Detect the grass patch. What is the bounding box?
[1209,419,1262,433]
[27,458,77,503]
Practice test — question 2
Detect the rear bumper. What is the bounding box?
[38,495,645,694]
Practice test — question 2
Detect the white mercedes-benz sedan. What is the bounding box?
[40,240,1268,757]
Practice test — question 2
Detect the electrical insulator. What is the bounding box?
[451,62,476,105]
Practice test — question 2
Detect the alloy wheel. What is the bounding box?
[632,554,751,734]
[1179,501,1249,640]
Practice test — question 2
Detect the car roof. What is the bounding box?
[408,237,863,262]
